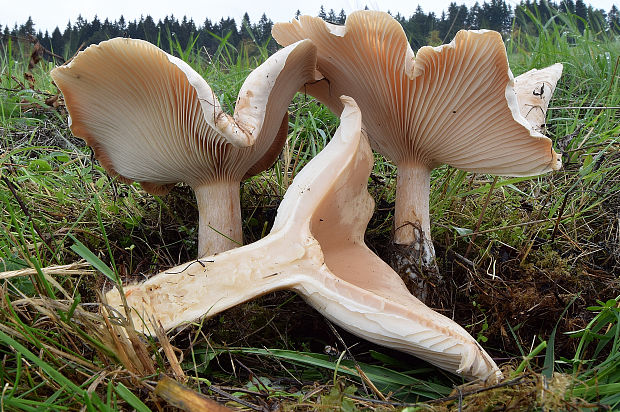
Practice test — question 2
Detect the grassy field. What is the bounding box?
[1,11,619,412]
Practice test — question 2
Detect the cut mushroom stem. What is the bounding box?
[195,182,242,257]
[106,96,502,383]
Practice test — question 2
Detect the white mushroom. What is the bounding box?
[106,96,503,383]
[272,11,561,298]
[51,38,317,256]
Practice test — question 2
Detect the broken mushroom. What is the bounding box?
[514,63,563,133]
[106,96,502,383]
[51,38,317,256]
[272,11,561,298]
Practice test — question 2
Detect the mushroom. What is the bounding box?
[272,11,561,298]
[51,38,317,257]
[514,63,563,133]
[106,96,503,383]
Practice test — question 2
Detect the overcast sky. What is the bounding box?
[1,0,617,33]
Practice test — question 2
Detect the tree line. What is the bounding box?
[2,0,619,59]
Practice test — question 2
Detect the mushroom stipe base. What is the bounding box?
[390,242,444,304]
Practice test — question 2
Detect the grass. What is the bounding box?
[1,9,619,411]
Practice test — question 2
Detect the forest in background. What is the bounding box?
[2,0,619,59]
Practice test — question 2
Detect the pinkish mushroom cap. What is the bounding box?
[52,38,317,256]
[106,96,503,383]
[272,11,561,283]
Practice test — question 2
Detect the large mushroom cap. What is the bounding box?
[273,11,561,176]
[107,96,502,383]
[514,63,563,133]
[51,38,316,195]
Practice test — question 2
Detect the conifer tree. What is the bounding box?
[609,5,620,33]
[318,6,327,20]
[575,0,588,32]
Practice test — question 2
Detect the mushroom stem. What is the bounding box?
[110,232,306,332]
[394,163,435,263]
[194,182,242,257]
[106,96,502,383]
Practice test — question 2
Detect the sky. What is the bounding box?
[1,0,617,33]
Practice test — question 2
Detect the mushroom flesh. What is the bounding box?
[106,96,503,383]
[514,63,563,133]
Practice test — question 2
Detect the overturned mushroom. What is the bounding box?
[514,63,563,133]
[51,38,316,256]
[272,11,561,299]
[106,96,502,383]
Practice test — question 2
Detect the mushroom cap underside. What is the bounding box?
[301,99,500,381]
[273,11,561,176]
[110,96,501,382]
[52,38,315,194]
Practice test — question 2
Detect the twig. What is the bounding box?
[548,106,620,110]
[153,319,186,382]
[0,261,93,280]
[235,359,270,394]
[427,375,531,404]
[155,377,232,411]
[0,86,57,96]
[604,55,619,103]
[325,321,372,398]
[562,141,617,154]
[551,189,573,242]
[344,375,531,407]
[344,393,429,407]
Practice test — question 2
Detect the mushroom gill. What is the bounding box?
[106,96,503,383]
[52,38,317,256]
[272,11,561,298]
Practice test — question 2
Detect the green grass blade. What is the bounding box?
[212,347,451,399]
[543,295,579,379]
[0,329,84,395]
[69,234,118,283]
[115,382,151,412]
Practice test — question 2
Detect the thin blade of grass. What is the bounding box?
[69,234,118,284]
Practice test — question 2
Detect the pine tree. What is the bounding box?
[257,14,273,44]
[118,15,126,31]
[338,9,347,24]
[445,2,468,40]
[50,27,63,55]
[318,6,327,20]
[575,0,588,32]
[609,5,620,33]
[586,6,606,32]
[327,8,338,23]
[560,0,576,14]
[241,12,253,43]
[468,2,482,29]
[19,16,36,36]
